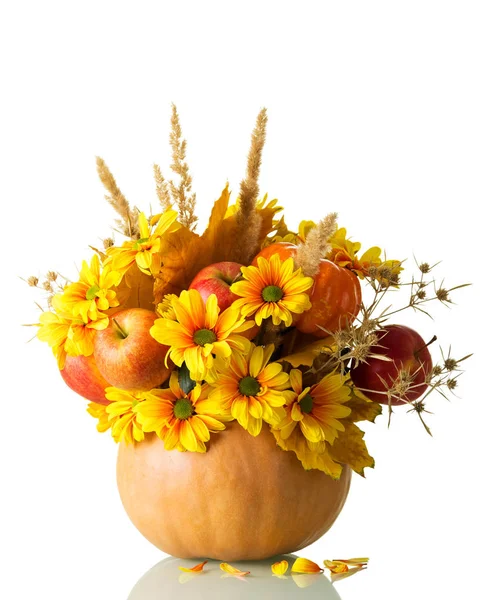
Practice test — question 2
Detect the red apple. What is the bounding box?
[93,308,171,391]
[60,354,111,405]
[189,261,243,311]
[350,324,433,405]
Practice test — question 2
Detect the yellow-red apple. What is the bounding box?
[60,354,111,405]
[189,261,243,311]
[93,308,171,391]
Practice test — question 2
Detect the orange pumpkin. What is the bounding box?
[117,422,351,560]
[251,241,297,265]
[253,244,362,337]
[296,259,362,337]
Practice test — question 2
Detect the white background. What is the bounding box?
[1,1,487,599]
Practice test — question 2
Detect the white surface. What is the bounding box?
[1,2,487,599]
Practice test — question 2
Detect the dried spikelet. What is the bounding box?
[96,157,139,238]
[295,212,338,276]
[153,163,172,211]
[168,104,197,230]
[234,108,268,264]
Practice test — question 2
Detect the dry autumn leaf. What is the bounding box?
[328,422,375,476]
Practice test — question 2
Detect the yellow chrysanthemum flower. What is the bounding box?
[271,369,351,477]
[36,308,75,369]
[265,219,316,246]
[60,254,121,322]
[105,209,179,277]
[230,254,314,327]
[156,293,178,320]
[86,402,111,433]
[150,289,254,381]
[135,373,227,452]
[328,227,403,284]
[276,369,351,445]
[207,344,292,436]
[104,388,146,444]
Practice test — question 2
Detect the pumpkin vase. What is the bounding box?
[117,422,351,561]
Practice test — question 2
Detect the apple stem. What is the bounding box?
[113,318,129,339]
[414,335,437,361]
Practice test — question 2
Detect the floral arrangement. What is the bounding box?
[29,106,469,482]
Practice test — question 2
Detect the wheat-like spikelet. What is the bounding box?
[168,104,197,230]
[96,156,139,238]
[153,163,172,211]
[234,108,268,264]
[295,212,338,276]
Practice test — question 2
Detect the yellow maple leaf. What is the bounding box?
[329,422,375,476]
[346,388,382,423]
[280,338,334,367]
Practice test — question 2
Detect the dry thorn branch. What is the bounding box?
[295,213,338,276]
[234,108,268,264]
[96,156,139,238]
[168,104,197,230]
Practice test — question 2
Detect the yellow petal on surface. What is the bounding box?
[178,560,208,573]
[271,560,289,575]
[291,557,324,573]
[324,558,369,582]
[220,563,251,576]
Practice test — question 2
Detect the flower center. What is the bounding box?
[193,328,217,346]
[299,393,314,414]
[86,284,100,300]
[238,376,261,397]
[173,398,194,420]
[262,285,284,302]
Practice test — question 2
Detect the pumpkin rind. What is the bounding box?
[117,422,351,560]
[296,259,362,337]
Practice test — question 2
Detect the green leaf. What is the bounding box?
[178,362,196,394]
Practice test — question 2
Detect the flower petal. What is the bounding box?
[179,560,208,573]
[291,558,324,574]
[220,563,250,576]
[271,560,289,576]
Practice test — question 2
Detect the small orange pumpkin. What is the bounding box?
[253,244,362,337]
[117,422,351,560]
[296,259,362,337]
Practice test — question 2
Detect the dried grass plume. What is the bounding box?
[295,212,338,276]
[153,163,172,211]
[96,156,139,238]
[168,104,197,230]
[234,108,268,264]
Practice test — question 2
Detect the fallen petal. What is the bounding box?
[179,560,208,573]
[220,562,250,576]
[271,560,289,576]
[291,557,323,573]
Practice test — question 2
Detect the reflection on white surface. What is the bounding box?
[128,554,342,599]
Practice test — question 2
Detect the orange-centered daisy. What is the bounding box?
[134,373,227,452]
[230,254,314,327]
[275,368,351,446]
[207,344,293,436]
[150,289,254,381]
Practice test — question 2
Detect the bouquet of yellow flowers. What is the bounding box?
[29,107,468,560]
